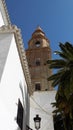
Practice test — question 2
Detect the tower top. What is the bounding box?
[35,26,44,33]
[31,26,48,41]
[32,26,45,38]
[36,26,42,30]
[28,26,50,49]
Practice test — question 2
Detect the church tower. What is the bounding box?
[26,27,52,94]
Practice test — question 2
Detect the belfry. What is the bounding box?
[26,26,53,94]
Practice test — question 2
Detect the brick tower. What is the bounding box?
[26,27,52,94]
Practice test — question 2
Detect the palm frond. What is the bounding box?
[59,43,73,60]
[49,60,67,69]
[65,42,73,56]
[48,72,62,81]
[52,78,61,87]
[47,42,73,120]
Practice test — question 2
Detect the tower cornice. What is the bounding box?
[28,35,50,45]
[28,26,50,46]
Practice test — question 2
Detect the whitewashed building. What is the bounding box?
[0,0,31,130]
[30,91,56,130]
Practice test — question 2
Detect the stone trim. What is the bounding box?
[0,25,32,95]
[0,0,11,25]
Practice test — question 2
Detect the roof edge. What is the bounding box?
[0,25,32,95]
[0,0,11,25]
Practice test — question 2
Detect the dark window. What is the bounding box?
[35,83,41,91]
[35,41,40,47]
[16,99,23,130]
[35,58,40,66]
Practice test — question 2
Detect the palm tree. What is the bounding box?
[47,42,73,130]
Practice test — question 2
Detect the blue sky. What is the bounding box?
[6,0,73,59]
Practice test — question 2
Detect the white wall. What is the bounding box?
[0,33,12,80]
[30,91,56,130]
[0,34,29,130]
[0,10,4,26]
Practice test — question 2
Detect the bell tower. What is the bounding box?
[26,27,52,94]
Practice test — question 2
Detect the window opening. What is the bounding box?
[35,83,41,91]
[35,41,40,47]
[35,58,40,66]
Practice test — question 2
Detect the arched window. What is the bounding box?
[35,83,41,91]
[35,41,40,47]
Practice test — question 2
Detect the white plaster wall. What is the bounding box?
[0,34,29,130]
[30,91,56,130]
[0,10,4,26]
[0,33,12,80]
